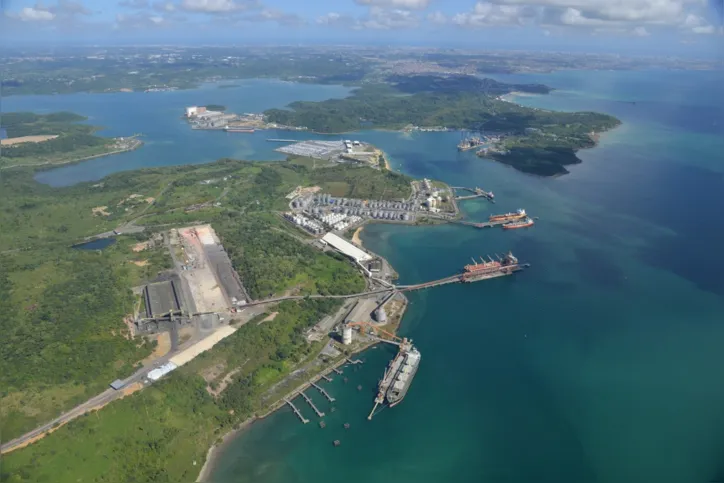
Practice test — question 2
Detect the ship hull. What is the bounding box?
[462,266,522,282]
[503,222,533,230]
[386,354,420,407]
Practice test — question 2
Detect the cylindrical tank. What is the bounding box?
[374,307,387,323]
[342,326,353,345]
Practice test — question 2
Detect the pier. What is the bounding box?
[332,367,343,375]
[299,391,325,417]
[346,358,364,365]
[448,219,509,229]
[451,186,495,203]
[285,399,309,424]
[321,374,333,382]
[266,138,299,143]
[311,382,335,402]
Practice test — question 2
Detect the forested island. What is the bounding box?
[0,156,413,482]
[0,112,141,169]
[264,75,620,176]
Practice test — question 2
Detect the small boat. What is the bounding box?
[503,217,534,230]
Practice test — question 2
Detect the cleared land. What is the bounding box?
[1,135,58,145]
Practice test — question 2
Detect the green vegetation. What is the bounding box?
[0,112,123,168]
[0,154,406,443]
[264,75,620,176]
[0,298,343,483]
[204,104,226,112]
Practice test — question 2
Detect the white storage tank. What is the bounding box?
[374,307,387,323]
[342,326,353,345]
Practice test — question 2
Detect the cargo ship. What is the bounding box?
[462,251,523,282]
[368,338,420,418]
[503,217,534,230]
[489,208,526,222]
[224,126,255,133]
[457,136,485,151]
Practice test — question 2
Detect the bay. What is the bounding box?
[7,70,724,482]
[208,69,724,483]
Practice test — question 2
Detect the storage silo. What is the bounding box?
[342,326,353,345]
[374,307,387,323]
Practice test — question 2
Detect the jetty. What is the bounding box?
[451,186,495,202]
[321,374,333,382]
[332,367,343,375]
[346,358,364,365]
[300,391,325,417]
[285,399,309,424]
[311,382,335,402]
[266,138,298,143]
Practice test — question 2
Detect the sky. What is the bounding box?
[1,0,723,55]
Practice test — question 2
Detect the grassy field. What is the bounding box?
[0,155,410,446]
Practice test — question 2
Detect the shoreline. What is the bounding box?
[351,226,365,246]
[0,138,144,172]
[196,335,387,482]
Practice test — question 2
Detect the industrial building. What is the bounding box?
[143,279,183,318]
[322,233,372,263]
[147,362,178,381]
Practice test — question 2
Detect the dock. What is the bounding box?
[346,358,364,365]
[300,391,325,417]
[321,374,333,382]
[451,186,495,203]
[448,219,508,229]
[332,367,343,375]
[266,138,299,143]
[285,399,309,424]
[311,382,336,402]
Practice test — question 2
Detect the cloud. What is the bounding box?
[52,0,92,16]
[359,7,420,29]
[179,0,255,13]
[452,3,529,27]
[355,0,431,10]
[18,7,56,21]
[153,2,177,12]
[316,12,355,25]
[245,8,305,26]
[426,11,448,24]
[632,26,650,35]
[119,0,150,7]
[115,11,177,28]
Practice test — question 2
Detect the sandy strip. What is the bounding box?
[351,226,364,246]
[1,135,58,146]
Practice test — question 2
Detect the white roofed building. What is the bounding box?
[322,232,372,263]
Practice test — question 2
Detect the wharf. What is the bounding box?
[267,139,299,143]
[285,399,309,424]
[448,219,508,229]
[300,391,325,417]
[332,367,343,375]
[321,374,332,382]
[311,382,335,402]
[451,186,495,203]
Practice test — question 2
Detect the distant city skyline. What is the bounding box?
[1,0,723,57]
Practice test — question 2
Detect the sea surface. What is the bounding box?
[7,70,724,483]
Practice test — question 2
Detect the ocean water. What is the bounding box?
[208,69,724,483]
[7,70,724,483]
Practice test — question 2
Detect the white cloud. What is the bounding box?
[153,2,177,12]
[691,25,715,34]
[359,7,420,29]
[355,0,431,10]
[632,26,650,36]
[245,8,305,25]
[426,11,448,24]
[18,7,56,21]
[316,12,351,25]
[180,0,250,13]
[452,2,527,27]
[150,15,164,23]
[119,0,150,7]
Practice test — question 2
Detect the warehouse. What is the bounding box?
[321,232,372,263]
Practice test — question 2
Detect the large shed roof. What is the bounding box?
[322,232,372,263]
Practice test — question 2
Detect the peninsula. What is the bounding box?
[0,149,518,482]
[264,75,621,176]
[0,111,141,170]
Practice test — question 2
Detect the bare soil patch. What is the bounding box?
[92,206,111,216]
[1,135,58,146]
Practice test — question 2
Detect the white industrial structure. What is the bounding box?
[322,232,372,263]
[342,326,353,345]
[147,362,178,381]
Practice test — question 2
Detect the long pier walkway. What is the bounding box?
[285,399,309,424]
[300,391,325,417]
[451,186,495,203]
[447,219,508,229]
[311,383,335,402]
[267,138,299,143]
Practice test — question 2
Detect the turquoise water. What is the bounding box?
[7,71,724,482]
[208,70,724,483]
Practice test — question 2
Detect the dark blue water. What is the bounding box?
[72,238,116,250]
